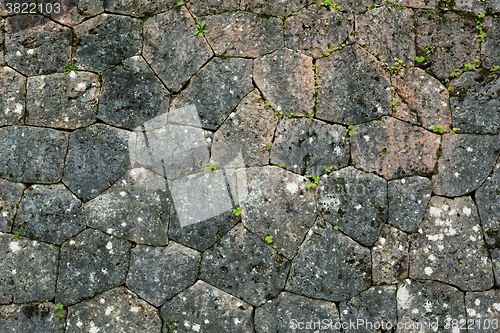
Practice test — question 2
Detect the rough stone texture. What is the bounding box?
[340,286,397,332]
[255,291,341,333]
[66,287,161,333]
[26,71,99,129]
[356,6,415,66]
[0,303,65,333]
[465,290,500,333]
[51,0,105,27]
[186,0,240,16]
[388,176,432,232]
[316,44,392,125]
[415,10,480,80]
[393,67,452,132]
[161,280,254,333]
[392,94,419,125]
[84,168,170,246]
[56,229,132,305]
[241,166,317,258]
[476,161,500,247]
[73,14,142,72]
[0,20,4,64]
[99,56,170,130]
[126,243,200,307]
[351,116,441,180]
[0,125,69,184]
[397,279,466,332]
[372,225,409,285]
[270,118,349,176]
[432,134,500,197]
[318,166,387,246]
[0,179,24,233]
[211,90,278,167]
[14,184,85,245]
[482,17,500,70]
[286,218,371,302]
[5,15,71,76]
[143,7,213,92]
[284,5,352,58]
[492,249,500,287]
[409,196,494,291]
[205,12,283,58]
[0,233,58,304]
[105,0,178,17]
[199,224,291,306]
[63,124,130,202]
[171,57,253,130]
[254,48,315,117]
[240,0,310,16]
[0,66,26,126]
[455,0,500,15]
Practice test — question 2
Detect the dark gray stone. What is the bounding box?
[143,7,213,92]
[466,290,500,333]
[482,17,500,70]
[126,242,200,307]
[14,184,85,245]
[56,229,132,305]
[186,0,240,16]
[388,176,432,233]
[0,179,24,233]
[316,44,392,125]
[63,124,130,202]
[66,287,161,333]
[0,303,65,333]
[372,225,409,285]
[171,57,253,130]
[0,125,69,184]
[51,0,105,27]
[0,232,58,304]
[26,71,99,129]
[455,0,500,15]
[270,118,349,176]
[240,0,310,16]
[340,286,397,333]
[318,166,387,246]
[334,0,378,12]
[199,223,291,306]
[161,280,254,333]
[0,66,25,126]
[476,161,500,247]
[254,48,315,117]
[5,15,71,76]
[73,14,142,72]
[409,196,494,291]
[432,134,500,197]
[105,0,178,17]
[255,291,341,333]
[0,20,4,64]
[285,218,371,302]
[492,249,500,287]
[98,56,170,130]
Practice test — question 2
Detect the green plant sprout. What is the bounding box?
[476,13,486,42]
[12,228,24,239]
[203,162,218,173]
[62,64,78,78]
[450,128,460,134]
[333,225,339,231]
[317,0,341,11]
[177,0,189,6]
[415,56,425,63]
[345,125,355,144]
[232,207,242,216]
[326,166,333,172]
[490,65,500,73]
[195,19,207,37]
[267,142,273,150]
[265,235,277,248]
[391,100,398,106]
[385,0,406,9]
[230,169,244,179]
[305,175,320,190]
[430,125,444,134]
[279,163,286,167]
[54,303,64,318]
[387,60,405,74]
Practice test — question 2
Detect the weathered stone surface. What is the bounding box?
[0,125,69,184]
[186,0,240,16]
[455,0,500,15]
[205,12,283,58]
[241,166,317,258]
[476,162,500,247]
[0,66,25,126]
[409,196,494,291]
[66,287,161,333]
[143,7,213,92]
[466,290,500,333]
[84,168,169,246]
[286,218,371,302]
[56,229,132,305]
[335,0,378,12]
[52,0,105,27]
[254,48,315,117]
[397,279,466,332]
[63,124,130,202]
[432,134,500,196]
[105,0,178,17]
[171,57,253,130]
[356,7,415,66]
[200,223,290,306]
[0,303,65,333]
[5,15,71,76]
[316,44,392,125]
[491,249,500,286]
[14,184,85,245]
[388,176,432,232]
[351,116,441,180]
[340,286,397,332]
[26,71,99,129]
[0,233,58,304]
[161,280,254,333]
[393,67,452,132]
[126,243,199,307]
[392,0,439,9]
[270,118,349,176]
[482,17,500,70]
[0,20,4,64]
[240,0,310,16]
[415,10,480,80]
[255,291,341,333]
[211,90,278,167]
[74,14,142,72]
[318,166,387,246]
[284,5,352,58]
[0,179,24,233]
[392,94,418,124]
[372,225,409,285]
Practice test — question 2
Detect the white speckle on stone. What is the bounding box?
[427,234,443,241]
[100,299,105,303]
[467,147,473,152]
[130,306,139,312]
[76,321,83,328]
[192,324,201,331]
[106,241,113,250]
[463,207,472,216]
[424,300,433,313]
[204,319,210,324]
[470,235,476,242]
[120,191,127,197]
[428,254,436,261]
[363,135,370,142]
[77,82,87,91]
[429,207,441,217]
[70,71,77,79]
[90,272,95,282]
[12,269,16,275]
[9,242,21,253]
[15,103,23,114]
[234,318,242,325]
[286,182,298,195]
[424,267,433,275]
[397,284,411,309]
[379,238,386,245]
[105,306,114,315]
[493,303,500,311]
[475,299,481,306]
[468,308,477,317]
[107,228,114,234]
[121,223,127,227]
[412,308,419,314]
[89,322,100,333]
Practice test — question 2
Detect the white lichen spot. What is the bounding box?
[76,321,83,328]
[100,298,105,304]
[424,267,433,275]
[412,308,419,314]
[424,300,433,313]
[89,322,100,333]
[106,241,113,250]
[493,303,500,311]
[429,207,442,217]
[470,235,476,242]
[234,318,242,325]
[120,191,127,197]
[463,207,472,216]
[105,306,114,315]
[472,225,480,232]
[363,135,370,142]
[70,240,76,245]
[428,254,436,261]
[15,103,23,114]
[9,242,21,253]
[467,308,477,317]
[285,182,298,195]
[397,283,412,309]
[130,306,139,312]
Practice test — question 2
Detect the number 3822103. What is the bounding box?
[5,2,61,14]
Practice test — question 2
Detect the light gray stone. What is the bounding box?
[372,225,409,285]
[0,66,25,126]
